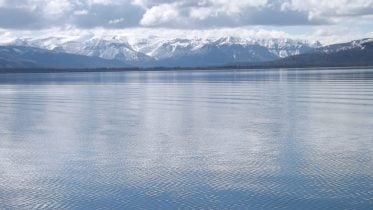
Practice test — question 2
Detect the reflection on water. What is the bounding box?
[0,69,372,209]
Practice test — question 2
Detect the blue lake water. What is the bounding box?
[0,69,372,209]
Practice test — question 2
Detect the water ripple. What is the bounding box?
[0,69,372,209]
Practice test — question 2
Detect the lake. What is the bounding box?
[0,69,372,209]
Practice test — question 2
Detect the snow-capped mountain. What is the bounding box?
[58,38,153,65]
[0,45,128,69]
[8,36,322,67]
[317,38,373,54]
[12,36,153,66]
[267,38,373,68]
[136,36,320,57]
[254,38,322,58]
[133,37,281,67]
[2,38,372,69]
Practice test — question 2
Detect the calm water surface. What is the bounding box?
[0,69,372,209]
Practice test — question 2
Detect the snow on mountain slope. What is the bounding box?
[130,36,320,59]
[269,38,373,68]
[254,38,322,58]
[8,36,321,67]
[0,45,128,69]
[11,36,153,66]
[318,38,373,53]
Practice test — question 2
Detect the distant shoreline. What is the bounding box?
[0,65,372,74]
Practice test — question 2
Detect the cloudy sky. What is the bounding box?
[0,0,373,44]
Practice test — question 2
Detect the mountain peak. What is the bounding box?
[2,36,321,67]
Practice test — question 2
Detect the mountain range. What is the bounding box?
[0,36,372,69]
[262,38,373,68]
[3,37,319,68]
[0,45,128,69]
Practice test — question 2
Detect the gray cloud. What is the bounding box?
[0,7,45,29]
[138,0,330,28]
[0,0,371,30]
[72,3,144,28]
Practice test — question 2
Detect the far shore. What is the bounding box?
[0,65,373,74]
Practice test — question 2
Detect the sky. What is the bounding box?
[0,0,373,44]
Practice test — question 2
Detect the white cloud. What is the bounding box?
[108,18,125,25]
[44,0,72,16]
[74,10,89,16]
[289,0,373,16]
[0,0,372,42]
[0,0,372,29]
[140,3,179,26]
[138,0,318,28]
[87,0,115,5]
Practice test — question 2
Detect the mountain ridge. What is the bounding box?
[7,36,320,67]
[1,37,372,70]
[264,38,373,68]
[0,45,128,69]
